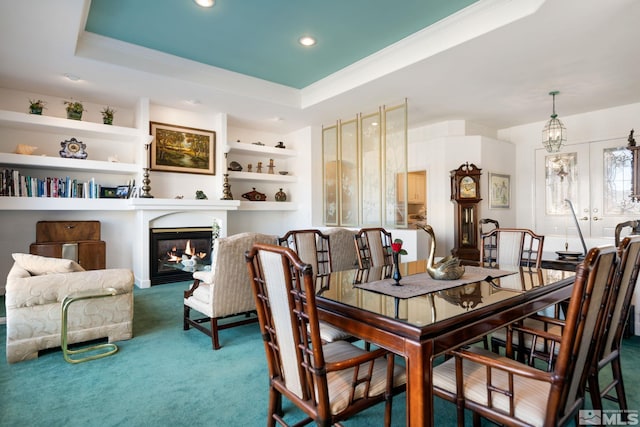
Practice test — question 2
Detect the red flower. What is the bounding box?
[391,242,403,253]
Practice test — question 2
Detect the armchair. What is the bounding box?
[323,227,359,272]
[183,232,277,350]
[5,253,133,363]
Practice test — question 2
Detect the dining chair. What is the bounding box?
[588,235,640,412]
[479,227,544,269]
[278,229,352,344]
[354,227,393,269]
[479,218,499,266]
[493,236,640,380]
[278,229,331,291]
[614,219,640,247]
[245,243,406,427]
[432,245,619,427]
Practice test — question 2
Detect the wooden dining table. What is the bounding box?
[315,259,576,427]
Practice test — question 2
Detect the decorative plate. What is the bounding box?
[59,137,87,159]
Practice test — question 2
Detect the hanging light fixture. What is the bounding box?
[542,90,566,153]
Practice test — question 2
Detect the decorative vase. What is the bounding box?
[103,116,113,125]
[392,252,401,285]
[67,110,82,121]
[29,106,43,115]
[275,188,287,202]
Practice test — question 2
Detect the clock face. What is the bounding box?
[460,176,477,198]
[59,138,88,159]
[67,142,81,153]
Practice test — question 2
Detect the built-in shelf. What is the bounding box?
[0,197,131,211]
[0,197,242,211]
[226,140,296,158]
[129,198,240,211]
[0,152,139,174]
[0,109,143,142]
[238,201,296,211]
[227,170,296,183]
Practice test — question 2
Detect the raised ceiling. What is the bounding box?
[0,0,638,134]
[85,0,478,89]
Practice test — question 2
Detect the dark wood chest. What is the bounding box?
[29,220,106,270]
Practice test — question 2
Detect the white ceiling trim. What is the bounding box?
[300,0,546,109]
[75,32,301,108]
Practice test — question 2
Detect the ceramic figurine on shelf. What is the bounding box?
[275,188,287,202]
[275,141,286,149]
[247,163,252,172]
[242,188,266,201]
[256,161,263,173]
[268,159,275,174]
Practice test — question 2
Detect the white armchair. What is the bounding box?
[5,253,134,363]
[183,232,277,349]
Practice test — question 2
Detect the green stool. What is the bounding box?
[61,287,119,364]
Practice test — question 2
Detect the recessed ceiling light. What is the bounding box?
[193,0,215,7]
[64,73,81,82]
[298,36,316,47]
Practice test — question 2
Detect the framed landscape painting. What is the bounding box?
[489,172,510,209]
[150,122,215,175]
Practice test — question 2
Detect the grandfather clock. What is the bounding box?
[450,163,482,265]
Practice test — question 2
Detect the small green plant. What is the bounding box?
[64,100,85,113]
[101,106,115,124]
[101,106,115,118]
[29,99,46,109]
[28,99,46,114]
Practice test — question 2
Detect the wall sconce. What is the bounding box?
[542,90,566,153]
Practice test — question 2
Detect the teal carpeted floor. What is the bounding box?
[1,283,639,426]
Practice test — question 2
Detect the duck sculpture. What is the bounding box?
[416,223,465,280]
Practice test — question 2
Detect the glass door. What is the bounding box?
[535,137,640,241]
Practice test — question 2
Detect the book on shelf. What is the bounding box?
[0,168,111,199]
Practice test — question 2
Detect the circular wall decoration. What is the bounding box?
[59,137,87,159]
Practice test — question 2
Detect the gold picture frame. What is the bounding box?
[489,172,510,209]
[150,122,215,175]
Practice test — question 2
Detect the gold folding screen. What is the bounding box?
[322,101,408,228]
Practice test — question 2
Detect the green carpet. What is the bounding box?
[1,282,638,426]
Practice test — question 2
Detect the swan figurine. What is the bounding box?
[416,223,465,280]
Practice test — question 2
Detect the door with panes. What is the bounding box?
[535,138,639,242]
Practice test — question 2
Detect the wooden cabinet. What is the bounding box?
[29,220,106,270]
[29,241,106,270]
[408,172,425,204]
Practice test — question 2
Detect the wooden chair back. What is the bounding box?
[589,236,640,410]
[480,228,544,269]
[614,220,640,247]
[278,229,331,291]
[555,245,619,423]
[354,227,393,268]
[246,243,404,425]
[479,218,499,266]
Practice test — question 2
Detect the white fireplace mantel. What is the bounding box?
[132,199,240,288]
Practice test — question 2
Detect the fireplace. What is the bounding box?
[150,227,212,285]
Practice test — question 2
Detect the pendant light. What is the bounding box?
[542,90,566,152]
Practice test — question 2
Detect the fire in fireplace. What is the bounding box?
[150,227,212,285]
